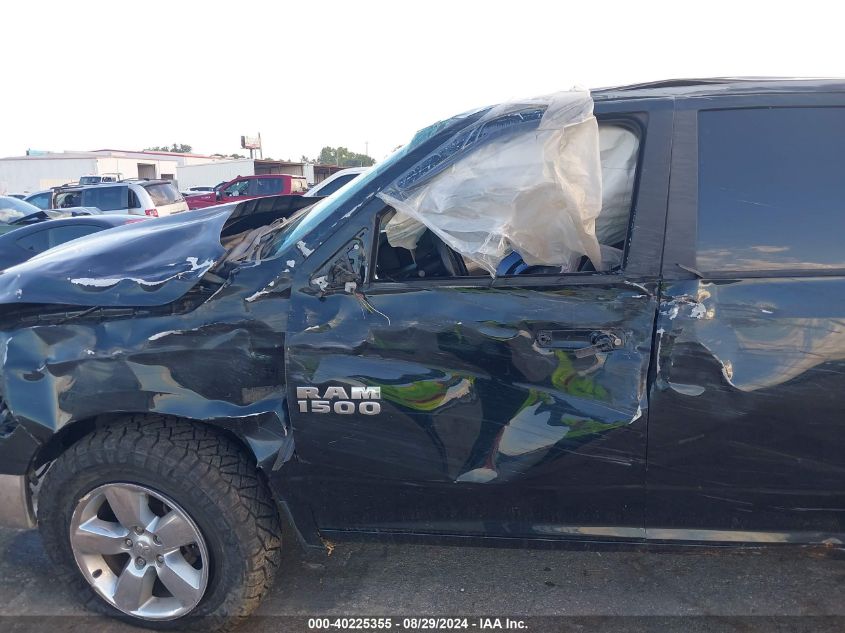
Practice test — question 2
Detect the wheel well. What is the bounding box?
[32,413,260,473]
[32,412,321,550]
[32,416,97,470]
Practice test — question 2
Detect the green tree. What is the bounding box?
[316,146,375,167]
[145,143,193,153]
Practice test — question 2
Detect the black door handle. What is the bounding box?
[574,332,625,358]
[535,329,624,357]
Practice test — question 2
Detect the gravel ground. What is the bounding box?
[1,526,843,632]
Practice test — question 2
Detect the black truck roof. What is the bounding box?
[591,77,845,101]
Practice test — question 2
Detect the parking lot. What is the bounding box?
[1,525,844,633]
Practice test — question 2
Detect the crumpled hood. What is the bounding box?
[0,206,236,308]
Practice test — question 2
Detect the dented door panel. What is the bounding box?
[286,280,657,537]
[649,278,845,534]
[282,96,672,539]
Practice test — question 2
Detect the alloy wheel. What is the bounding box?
[69,482,209,620]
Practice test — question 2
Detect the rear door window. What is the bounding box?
[246,178,283,196]
[56,190,83,208]
[17,224,102,253]
[15,229,49,252]
[80,186,129,212]
[46,224,102,248]
[697,107,845,272]
[290,178,308,193]
[143,183,183,206]
[26,192,52,210]
[128,189,142,209]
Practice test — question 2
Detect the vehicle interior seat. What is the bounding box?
[376,220,468,281]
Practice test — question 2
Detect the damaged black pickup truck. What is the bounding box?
[1,78,844,629]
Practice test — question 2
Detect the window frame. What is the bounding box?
[128,188,142,210]
[246,177,283,196]
[142,182,183,206]
[26,192,52,210]
[45,223,103,249]
[290,178,309,194]
[366,111,659,290]
[370,207,486,284]
[16,222,103,253]
[222,179,249,197]
[15,227,51,252]
[80,185,129,212]
[663,91,845,281]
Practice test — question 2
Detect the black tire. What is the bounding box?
[37,416,282,631]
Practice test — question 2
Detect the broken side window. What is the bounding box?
[374,208,489,281]
[374,110,640,281]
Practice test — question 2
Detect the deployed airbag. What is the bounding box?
[596,125,639,246]
[379,90,604,275]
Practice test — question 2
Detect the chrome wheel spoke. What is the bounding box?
[70,482,209,621]
[104,486,155,530]
[157,555,204,607]
[113,564,155,614]
[153,511,196,550]
[71,517,128,555]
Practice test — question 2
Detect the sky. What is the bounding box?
[2,0,843,162]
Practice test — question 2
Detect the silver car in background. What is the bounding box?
[53,180,188,217]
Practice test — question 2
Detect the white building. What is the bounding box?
[0,149,220,194]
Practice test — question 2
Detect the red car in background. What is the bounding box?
[185,174,308,209]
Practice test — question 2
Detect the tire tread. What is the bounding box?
[37,415,281,631]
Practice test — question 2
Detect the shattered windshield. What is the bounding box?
[263,109,490,259]
[261,146,410,259]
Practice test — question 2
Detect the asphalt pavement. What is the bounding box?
[1,526,843,633]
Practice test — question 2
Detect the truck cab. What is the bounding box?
[186,173,309,209]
